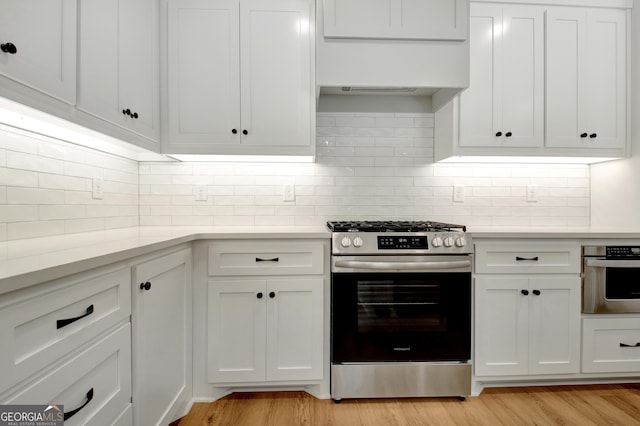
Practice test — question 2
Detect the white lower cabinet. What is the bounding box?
[206,239,325,387]
[2,323,132,426]
[132,248,192,426]
[474,239,582,379]
[582,317,640,373]
[475,276,581,376]
[208,277,323,383]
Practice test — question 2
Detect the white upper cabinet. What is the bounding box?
[546,7,626,150]
[0,0,76,103]
[323,0,468,40]
[78,0,160,142]
[459,3,543,148]
[165,0,314,156]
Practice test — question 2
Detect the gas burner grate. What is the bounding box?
[326,220,466,233]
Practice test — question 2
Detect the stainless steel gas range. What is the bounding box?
[327,220,473,401]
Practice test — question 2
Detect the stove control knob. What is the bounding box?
[341,236,351,248]
[455,237,467,247]
[443,236,454,247]
[353,236,364,247]
[432,236,443,247]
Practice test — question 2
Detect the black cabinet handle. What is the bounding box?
[242,129,248,135]
[140,281,151,291]
[516,256,539,261]
[56,305,94,329]
[256,257,279,263]
[1,42,17,54]
[580,133,588,138]
[505,131,512,137]
[132,112,138,119]
[269,291,276,298]
[64,388,94,421]
[257,292,263,299]
[589,133,597,138]
[232,129,238,134]
[620,342,640,347]
[495,131,502,137]
[123,108,131,116]
[521,289,529,296]
[532,289,541,296]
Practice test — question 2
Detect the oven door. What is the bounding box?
[331,256,471,363]
[583,257,640,313]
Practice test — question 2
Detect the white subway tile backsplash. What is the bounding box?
[0,112,591,241]
[135,112,590,229]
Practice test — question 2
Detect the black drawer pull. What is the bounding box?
[532,289,541,296]
[57,305,94,329]
[140,281,152,291]
[620,342,640,348]
[521,289,529,296]
[256,257,279,263]
[1,42,17,54]
[516,256,539,261]
[64,388,94,421]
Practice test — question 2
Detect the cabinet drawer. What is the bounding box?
[475,240,580,274]
[0,267,131,395]
[582,317,640,373]
[208,240,324,276]
[2,323,132,426]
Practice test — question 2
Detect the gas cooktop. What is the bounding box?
[326,220,467,233]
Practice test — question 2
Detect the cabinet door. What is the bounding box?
[0,0,76,103]
[240,0,311,150]
[323,0,468,40]
[266,278,323,381]
[528,277,581,375]
[459,4,502,147]
[132,249,191,426]
[546,8,626,150]
[459,4,542,148]
[208,279,266,383]
[79,0,159,141]
[584,9,626,150]
[166,0,241,150]
[475,277,529,376]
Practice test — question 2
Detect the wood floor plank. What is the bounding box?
[175,384,640,426]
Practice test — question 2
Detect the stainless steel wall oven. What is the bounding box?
[327,221,473,401]
[583,245,640,314]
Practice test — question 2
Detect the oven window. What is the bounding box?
[332,272,471,363]
[606,268,640,299]
[357,280,445,333]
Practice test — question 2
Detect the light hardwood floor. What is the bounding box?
[176,384,640,425]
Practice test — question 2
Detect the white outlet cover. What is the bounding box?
[92,177,103,200]
[527,184,539,202]
[283,184,295,202]
[453,185,465,202]
[194,185,208,201]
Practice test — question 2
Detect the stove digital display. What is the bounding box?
[378,236,428,250]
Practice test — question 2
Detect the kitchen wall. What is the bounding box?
[0,109,592,241]
[139,111,590,229]
[0,124,139,241]
[590,0,639,228]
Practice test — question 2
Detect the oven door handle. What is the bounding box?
[333,260,471,271]
[585,259,640,268]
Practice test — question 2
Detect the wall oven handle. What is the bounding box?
[333,260,471,271]
[585,259,640,268]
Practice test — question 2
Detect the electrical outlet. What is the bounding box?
[527,184,539,202]
[453,185,465,202]
[194,185,208,201]
[92,177,103,200]
[283,184,295,202]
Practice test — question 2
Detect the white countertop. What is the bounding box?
[4,225,640,296]
[0,226,330,294]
